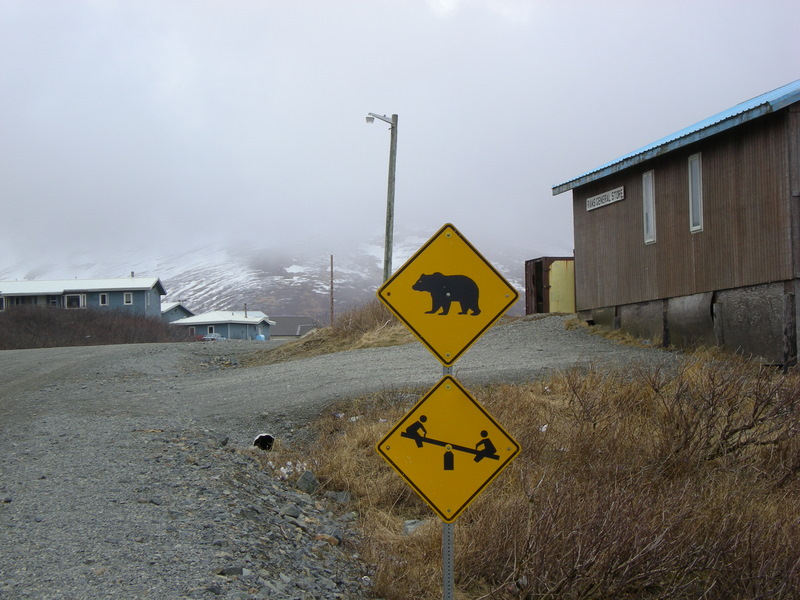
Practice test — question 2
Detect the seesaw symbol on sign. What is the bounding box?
[376,376,520,522]
[400,415,499,471]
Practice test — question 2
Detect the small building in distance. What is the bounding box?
[269,316,319,340]
[171,310,276,340]
[524,257,575,314]
[161,301,195,323]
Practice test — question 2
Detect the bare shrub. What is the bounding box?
[307,356,800,600]
[312,390,427,514]
[642,355,800,481]
[0,306,192,349]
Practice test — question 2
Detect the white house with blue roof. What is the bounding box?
[553,79,800,366]
[170,310,276,340]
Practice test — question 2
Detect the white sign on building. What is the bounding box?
[586,186,625,211]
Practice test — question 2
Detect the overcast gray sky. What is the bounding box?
[2,0,799,271]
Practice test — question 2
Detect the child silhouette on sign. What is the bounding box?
[474,430,498,462]
[404,415,428,448]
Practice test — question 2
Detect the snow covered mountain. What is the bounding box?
[1,233,532,324]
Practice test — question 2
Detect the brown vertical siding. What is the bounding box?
[790,107,800,279]
[573,112,793,311]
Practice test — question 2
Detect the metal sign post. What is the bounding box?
[376,224,520,600]
[442,365,454,600]
[443,522,455,600]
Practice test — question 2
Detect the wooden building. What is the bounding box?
[553,79,800,365]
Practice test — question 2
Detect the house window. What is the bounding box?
[124,292,133,305]
[0,297,4,311]
[689,153,703,232]
[99,293,109,306]
[208,326,215,334]
[642,170,656,244]
[65,294,85,309]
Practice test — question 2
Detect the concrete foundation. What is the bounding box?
[585,281,796,365]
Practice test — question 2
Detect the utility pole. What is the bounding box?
[330,254,334,326]
[366,112,399,282]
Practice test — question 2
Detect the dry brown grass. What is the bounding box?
[564,316,668,348]
[303,358,800,599]
[253,303,800,599]
[241,300,415,366]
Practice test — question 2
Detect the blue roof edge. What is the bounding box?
[552,79,800,196]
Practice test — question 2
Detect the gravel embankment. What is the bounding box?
[0,316,679,599]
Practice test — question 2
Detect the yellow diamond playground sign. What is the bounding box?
[377,223,519,366]
[376,376,520,523]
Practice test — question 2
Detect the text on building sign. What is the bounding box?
[586,186,625,211]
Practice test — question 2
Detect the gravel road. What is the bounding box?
[0,315,678,599]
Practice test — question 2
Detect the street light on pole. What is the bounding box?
[366,112,398,282]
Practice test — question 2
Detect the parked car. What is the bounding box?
[201,332,226,341]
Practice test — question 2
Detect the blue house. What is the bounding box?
[161,301,195,323]
[0,277,166,317]
[171,310,276,340]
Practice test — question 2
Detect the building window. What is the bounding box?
[0,297,4,311]
[208,326,215,334]
[689,153,703,232]
[642,170,656,244]
[99,293,109,306]
[65,294,85,309]
[124,292,133,305]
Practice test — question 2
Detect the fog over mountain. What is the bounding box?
[0,229,534,323]
[4,1,796,288]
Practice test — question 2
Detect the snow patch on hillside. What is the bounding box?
[0,231,548,321]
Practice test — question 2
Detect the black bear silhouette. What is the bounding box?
[412,273,481,316]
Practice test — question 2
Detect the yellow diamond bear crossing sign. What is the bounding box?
[377,223,519,366]
[376,376,520,523]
